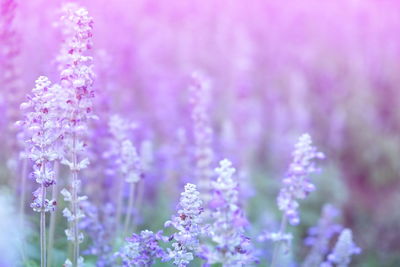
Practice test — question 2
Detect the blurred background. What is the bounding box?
[1,0,400,266]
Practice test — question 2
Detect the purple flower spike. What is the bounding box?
[165,183,204,267]
[117,230,167,267]
[18,76,61,213]
[277,133,324,226]
[322,229,361,267]
[202,159,256,266]
[303,204,343,267]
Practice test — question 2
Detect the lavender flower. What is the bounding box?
[203,159,256,266]
[57,3,95,266]
[121,140,143,234]
[120,140,142,184]
[0,0,18,82]
[57,2,96,127]
[117,230,167,267]
[80,201,114,267]
[103,115,138,179]
[303,204,342,267]
[1,0,24,164]
[18,76,60,209]
[108,114,137,143]
[322,229,361,267]
[139,140,154,173]
[165,183,204,267]
[270,134,324,267]
[277,133,324,226]
[190,72,214,199]
[17,76,61,267]
[104,115,141,234]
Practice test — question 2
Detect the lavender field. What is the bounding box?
[1,0,400,266]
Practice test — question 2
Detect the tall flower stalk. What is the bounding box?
[120,140,143,235]
[47,161,60,266]
[80,201,115,266]
[57,4,95,266]
[303,204,342,267]
[271,134,324,267]
[322,229,361,267]
[165,183,205,267]
[18,76,60,267]
[190,72,214,200]
[117,230,167,266]
[1,0,21,151]
[1,0,26,222]
[202,159,255,266]
[105,115,137,234]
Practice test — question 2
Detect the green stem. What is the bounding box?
[72,133,79,267]
[271,215,287,267]
[40,164,47,267]
[133,180,144,232]
[115,173,124,235]
[19,157,28,262]
[47,161,59,266]
[19,158,28,225]
[123,183,136,236]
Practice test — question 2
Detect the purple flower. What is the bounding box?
[17,76,61,212]
[80,201,114,267]
[190,72,214,199]
[322,229,361,267]
[165,183,204,267]
[303,204,343,267]
[56,3,95,266]
[120,140,142,183]
[202,159,256,266]
[103,115,138,181]
[117,230,167,267]
[277,133,324,226]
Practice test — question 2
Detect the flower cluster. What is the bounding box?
[277,133,324,225]
[190,72,214,198]
[0,0,17,63]
[303,204,343,267]
[104,115,138,178]
[165,183,204,267]
[80,201,114,267]
[7,2,376,266]
[18,76,61,212]
[108,115,137,142]
[203,159,256,266]
[117,230,167,267]
[57,2,95,171]
[1,0,24,148]
[57,3,95,266]
[322,229,361,267]
[104,115,141,234]
[58,3,96,130]
[119,140,142,183]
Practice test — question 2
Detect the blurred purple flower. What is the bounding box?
[80,201,115,267]
[322,228,361,267]
[190,72,214,199]
[303,204,343,267]
[277,133,324,226]
[117,230,167,267]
